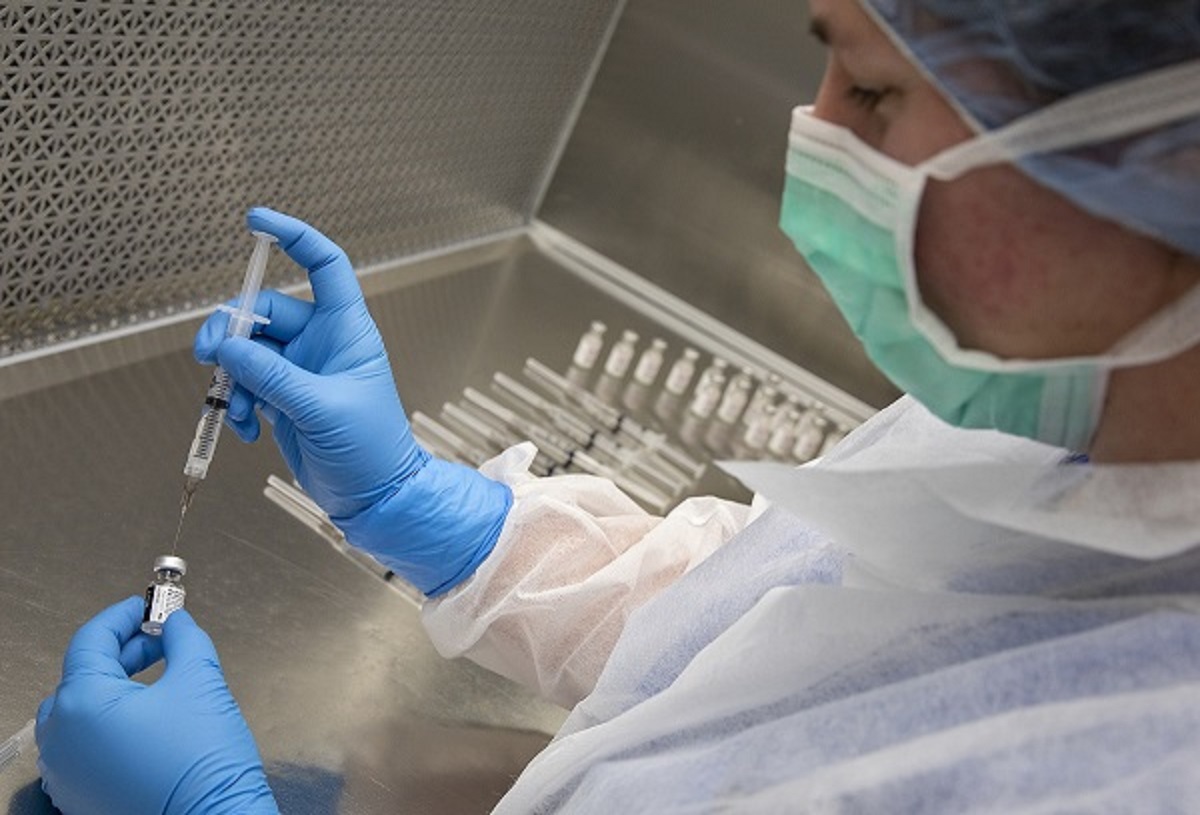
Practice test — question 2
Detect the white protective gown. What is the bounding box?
[422,396,1200,813]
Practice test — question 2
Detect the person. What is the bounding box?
[34,0,1200,811]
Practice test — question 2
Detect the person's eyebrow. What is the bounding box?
[809,17,831,45]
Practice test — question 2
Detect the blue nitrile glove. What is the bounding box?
[36,596,278,815]
[194,207,512,595]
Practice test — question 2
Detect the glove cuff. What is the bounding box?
[334,458,513,597]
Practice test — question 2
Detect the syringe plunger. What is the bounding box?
[226,232,275,339]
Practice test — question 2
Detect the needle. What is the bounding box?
[171,478,199,555]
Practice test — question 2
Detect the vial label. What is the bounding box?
[689,380,723,418]
[772,400,801,431]
[767,425,797,457]
[664,361,695,395]
[742,386,777,427]
[604,343,636,378]
[573,336,604,369]
[633,352,664,385]
[743,416,772,449]
[143,584,185,632]
[716,382,751,424]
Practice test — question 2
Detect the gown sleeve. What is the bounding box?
[421,443,753,709]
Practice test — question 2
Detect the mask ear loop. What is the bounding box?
[920,59,1200,181]
[1102,282,1200,366]
[914,281,1200,374]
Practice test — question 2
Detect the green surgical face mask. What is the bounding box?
[780,62,1200,451]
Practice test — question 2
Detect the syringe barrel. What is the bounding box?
[183,366,232,480]
[182,232,276,483]
[227,232,277,339]
[0,719,36,773]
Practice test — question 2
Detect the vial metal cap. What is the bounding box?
[153,555,188,575]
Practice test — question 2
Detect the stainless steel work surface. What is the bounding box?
[0,231,873,812]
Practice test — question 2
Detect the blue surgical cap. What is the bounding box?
[859,0,1200,258]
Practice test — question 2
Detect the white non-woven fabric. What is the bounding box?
[422,443,751,709]
[423,397,1200,812]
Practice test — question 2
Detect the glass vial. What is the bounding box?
[742,401,778,452]
[604,329,640,378]
[633,338,669,386]
[792,412,831,463]
[742,378,780,428]
[142,555,187,636]
[767,405,804,457]
[572,321,607,370]
[716,369,754,424]
[688,368,727,419]
[772,394,803,431]
[664,348,701,395]
[698,357,729,389]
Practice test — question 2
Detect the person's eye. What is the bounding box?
[846,85,889,110]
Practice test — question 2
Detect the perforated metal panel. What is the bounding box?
[0,0,620,357]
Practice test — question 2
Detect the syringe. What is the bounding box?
[174,231,277,547]
[0,719,35,775]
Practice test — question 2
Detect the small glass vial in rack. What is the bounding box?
[742,374,781,428]
[572,321,607,370]
[697,356,729,389]
[716,368,755,424]
[688,367,727,419]
[633,338,669,386]
[604,330,640,378]
[742,401,778,453]
[142,555,187,636]
[792,411,831,463]
[664,347,701,395]
[767,402,805,458]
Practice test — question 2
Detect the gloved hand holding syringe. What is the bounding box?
[173,231,277,548]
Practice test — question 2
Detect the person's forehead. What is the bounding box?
[808,0,915,75]
[807,0,874,46]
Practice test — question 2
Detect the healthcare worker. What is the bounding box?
[35,0,1200,811]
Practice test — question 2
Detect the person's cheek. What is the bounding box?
[913,169,1039,355]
